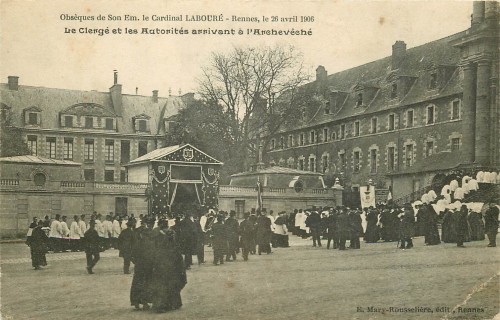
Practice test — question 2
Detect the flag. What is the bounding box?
[256,177,263,212]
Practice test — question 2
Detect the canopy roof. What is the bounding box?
[127,143,223,166]
[0,155,81,166]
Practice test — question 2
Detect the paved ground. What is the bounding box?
[1,235,499,320]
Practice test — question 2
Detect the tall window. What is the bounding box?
[371,117,378,133]
[405,144,414,167]
[309,157,316,172]
[64,115,73,128]
[339,153,346,168]
[299,133,305,146]
[370,149,377,174]
[310,131,316,144]
[388,114,395,131]
[85,117,93,128]
[451,100,460,120]
[387,147,395,171]
[353,151,360,172]
[27,135,37,155]
[354,121,360,137]
[84,169,95,181]
[46,137,56,159]
[104,170,114,182]
[271,139,276,150]
[63,138,73,160]
[426,105,435,125]
[28,112,38,125]
[391,83,398,99]
[298,159,304,171]
[138,141,148,157]
[356,93,363,107]
[426,141,434,157]
[340,124,346,139]
[429,73,437,89]
[84,139,94,161]
[105,118,114,130]
[288,135,293,147]
[105,140,114,162]
[279,137,284,149]
[121,140,130,164]
[323,128,329,142]
[406,110,414,128]
[451,138,460,151]
[322,155,328,173]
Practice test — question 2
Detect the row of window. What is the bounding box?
[23,111,150,133]
[271,101,461,150]
[83,169,127,182]
[26,136,149,162]
[276,137,461,174]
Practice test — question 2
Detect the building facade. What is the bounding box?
[0,71,192,182]
[264,1,499,201]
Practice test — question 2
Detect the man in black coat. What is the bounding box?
[211,214,227,265]
[349,209,362,249]
[174,214,198,270]
[27,220,48,270]
[118,220,135,274]
[239,212,255,261]
[84,220,101,274]
[225,211,239,261]
[325,209,338,249]
[306,210,322,247]
[336,208,350,250]
[130,216,155,310]
[398,206,415,249]
[484,203,499,247]
[256,212,272,254]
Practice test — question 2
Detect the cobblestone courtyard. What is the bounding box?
[1,235,499,320]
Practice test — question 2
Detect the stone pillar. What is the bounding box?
[475,60,491,165]
[461,63,476,163]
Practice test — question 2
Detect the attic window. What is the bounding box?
[429,73,437,89]
[324,101,330,114]
[356,93,363,107]
[391,83,398,99]
[105,118,114,130]
[85,117,94,128]
[28,113,38,125]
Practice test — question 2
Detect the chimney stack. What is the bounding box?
[472,1,485,27]
[8,76,19,91]
[391,41,407,70]
[316,66,327,82]
[152,90,158,103]
[109,70,122,116]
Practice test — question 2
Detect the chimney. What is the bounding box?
[391,41,407,70]
[485,1,498,24]
[316,65,327,82]
[8,76,19,91]
[472,1,485,27]
[152,90,158,103]
[109,70,122,116]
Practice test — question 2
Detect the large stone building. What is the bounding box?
[264,1,499,201]
[0,71,192,182]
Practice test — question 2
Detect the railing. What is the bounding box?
[268,187,286,193]
[60,181,85,187]
[219,186,257,193]
[93,182,149,189]
[310,188,329,194]
[0,179,19,186]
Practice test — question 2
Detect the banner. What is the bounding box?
[360,186,376,209]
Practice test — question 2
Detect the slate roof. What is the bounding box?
[283,31,466,131]
[0,155,81,166]
[0,84,188,135]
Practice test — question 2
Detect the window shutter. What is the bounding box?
[146,119,150,132]
[36,112,41,125]
[24,111,28,124]
[134,119,139,132]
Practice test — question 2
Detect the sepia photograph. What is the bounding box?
[0,0,499,319]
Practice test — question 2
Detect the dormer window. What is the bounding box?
[85,117,94,128]
[133,114,151,133]
[24,107,41,126]
[356,93,363,107]
[105,118,114,130]
[429,73,437,89]
[324,101,330,114]
[1,104,11,122]
[64,115,74,128]
[391,83,398,99]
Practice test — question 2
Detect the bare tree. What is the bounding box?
[198,45,314,170]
